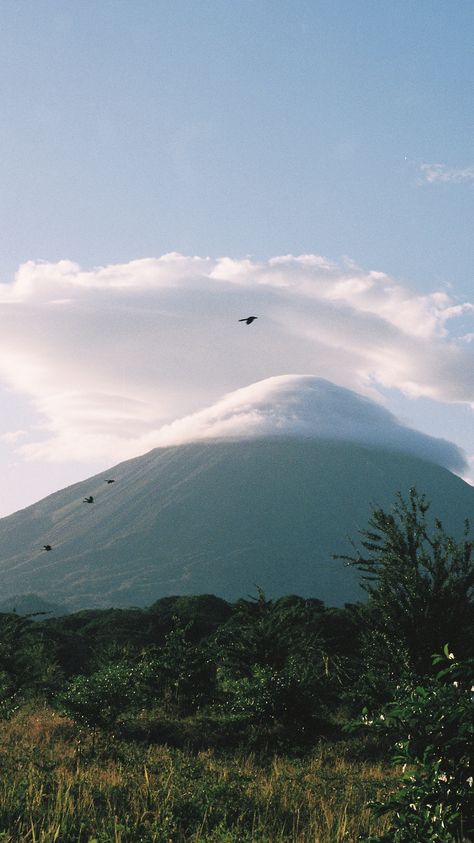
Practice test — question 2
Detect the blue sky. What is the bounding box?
[0,0,472,515]
[1,0,472,289]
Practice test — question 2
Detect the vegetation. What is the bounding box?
[355,646,474,842]
[0,709,397,842]
[340,488,474,673]
[0,488,472,840]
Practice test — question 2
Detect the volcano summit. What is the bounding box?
[0,376,471,611]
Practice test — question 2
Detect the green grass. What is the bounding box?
[0,707,397,842]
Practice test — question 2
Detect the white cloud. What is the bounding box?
[0,253,472,463]
[418,163,474,185]
[151,375,467,473]
[0,430,28,444]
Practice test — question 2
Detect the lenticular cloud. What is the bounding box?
[153,375,467,474]
[0,252,472,465]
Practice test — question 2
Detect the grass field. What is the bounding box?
[0,707,397,842]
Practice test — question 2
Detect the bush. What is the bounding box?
[358,646,474,842]
[139,619,217,715]
[58,662,144,730]
[218,656,334,746]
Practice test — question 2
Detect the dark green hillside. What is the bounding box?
[0,439,473,610]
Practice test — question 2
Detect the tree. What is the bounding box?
[338,488,474,677]
[213,589,326,675]
[141,617,217,715]
[358,646,474,842]
[58,662,143,732]
[0,612,62,715]
[213,590,335,740]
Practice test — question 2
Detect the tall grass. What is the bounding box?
[0,707,396,842]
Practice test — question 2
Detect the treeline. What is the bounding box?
[1,591,361,740]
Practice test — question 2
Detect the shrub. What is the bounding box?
[358,646,474,842]
[139,618,217,715]
[58,662,144,730]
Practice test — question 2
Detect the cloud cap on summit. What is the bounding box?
[0,253,472,469]
[152,375,466,475]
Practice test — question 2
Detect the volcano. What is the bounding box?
[0,377,472,611]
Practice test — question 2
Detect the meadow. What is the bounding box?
[0,707,396,843]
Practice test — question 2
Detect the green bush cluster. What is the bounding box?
[356,645,474,842]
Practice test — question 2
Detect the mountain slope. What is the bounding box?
[0,438,472,611]
[0,593,69,618]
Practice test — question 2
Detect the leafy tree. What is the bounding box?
[147,595,232,643]
[58,662,143,731]
[358,646,474,842]
[214,589,326,675]
[141,618,217,715]
[214,590,335,738]
[43,607,150,675]
[338,488,474,677]
[218,657,329,742]
[0,612,62,714]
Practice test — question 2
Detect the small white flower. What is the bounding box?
[467,777,474,788]
[447,652,455,660]
[438,773,448,782]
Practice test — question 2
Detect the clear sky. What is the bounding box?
[0,0,472,516]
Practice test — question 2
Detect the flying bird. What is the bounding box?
[105,479,115,484]
[42,544,52,551]
[239,316,258,325]
[83,496,94,503]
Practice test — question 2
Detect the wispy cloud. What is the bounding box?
[418,162,474,185]
[0,253,472,463]
[0,429,27,445]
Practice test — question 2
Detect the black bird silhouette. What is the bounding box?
[42,544,52,551]
[239,316,258,325]
[105,479,115,484]
[83,495,94,503]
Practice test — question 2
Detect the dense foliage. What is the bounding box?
[356,646,474,842]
